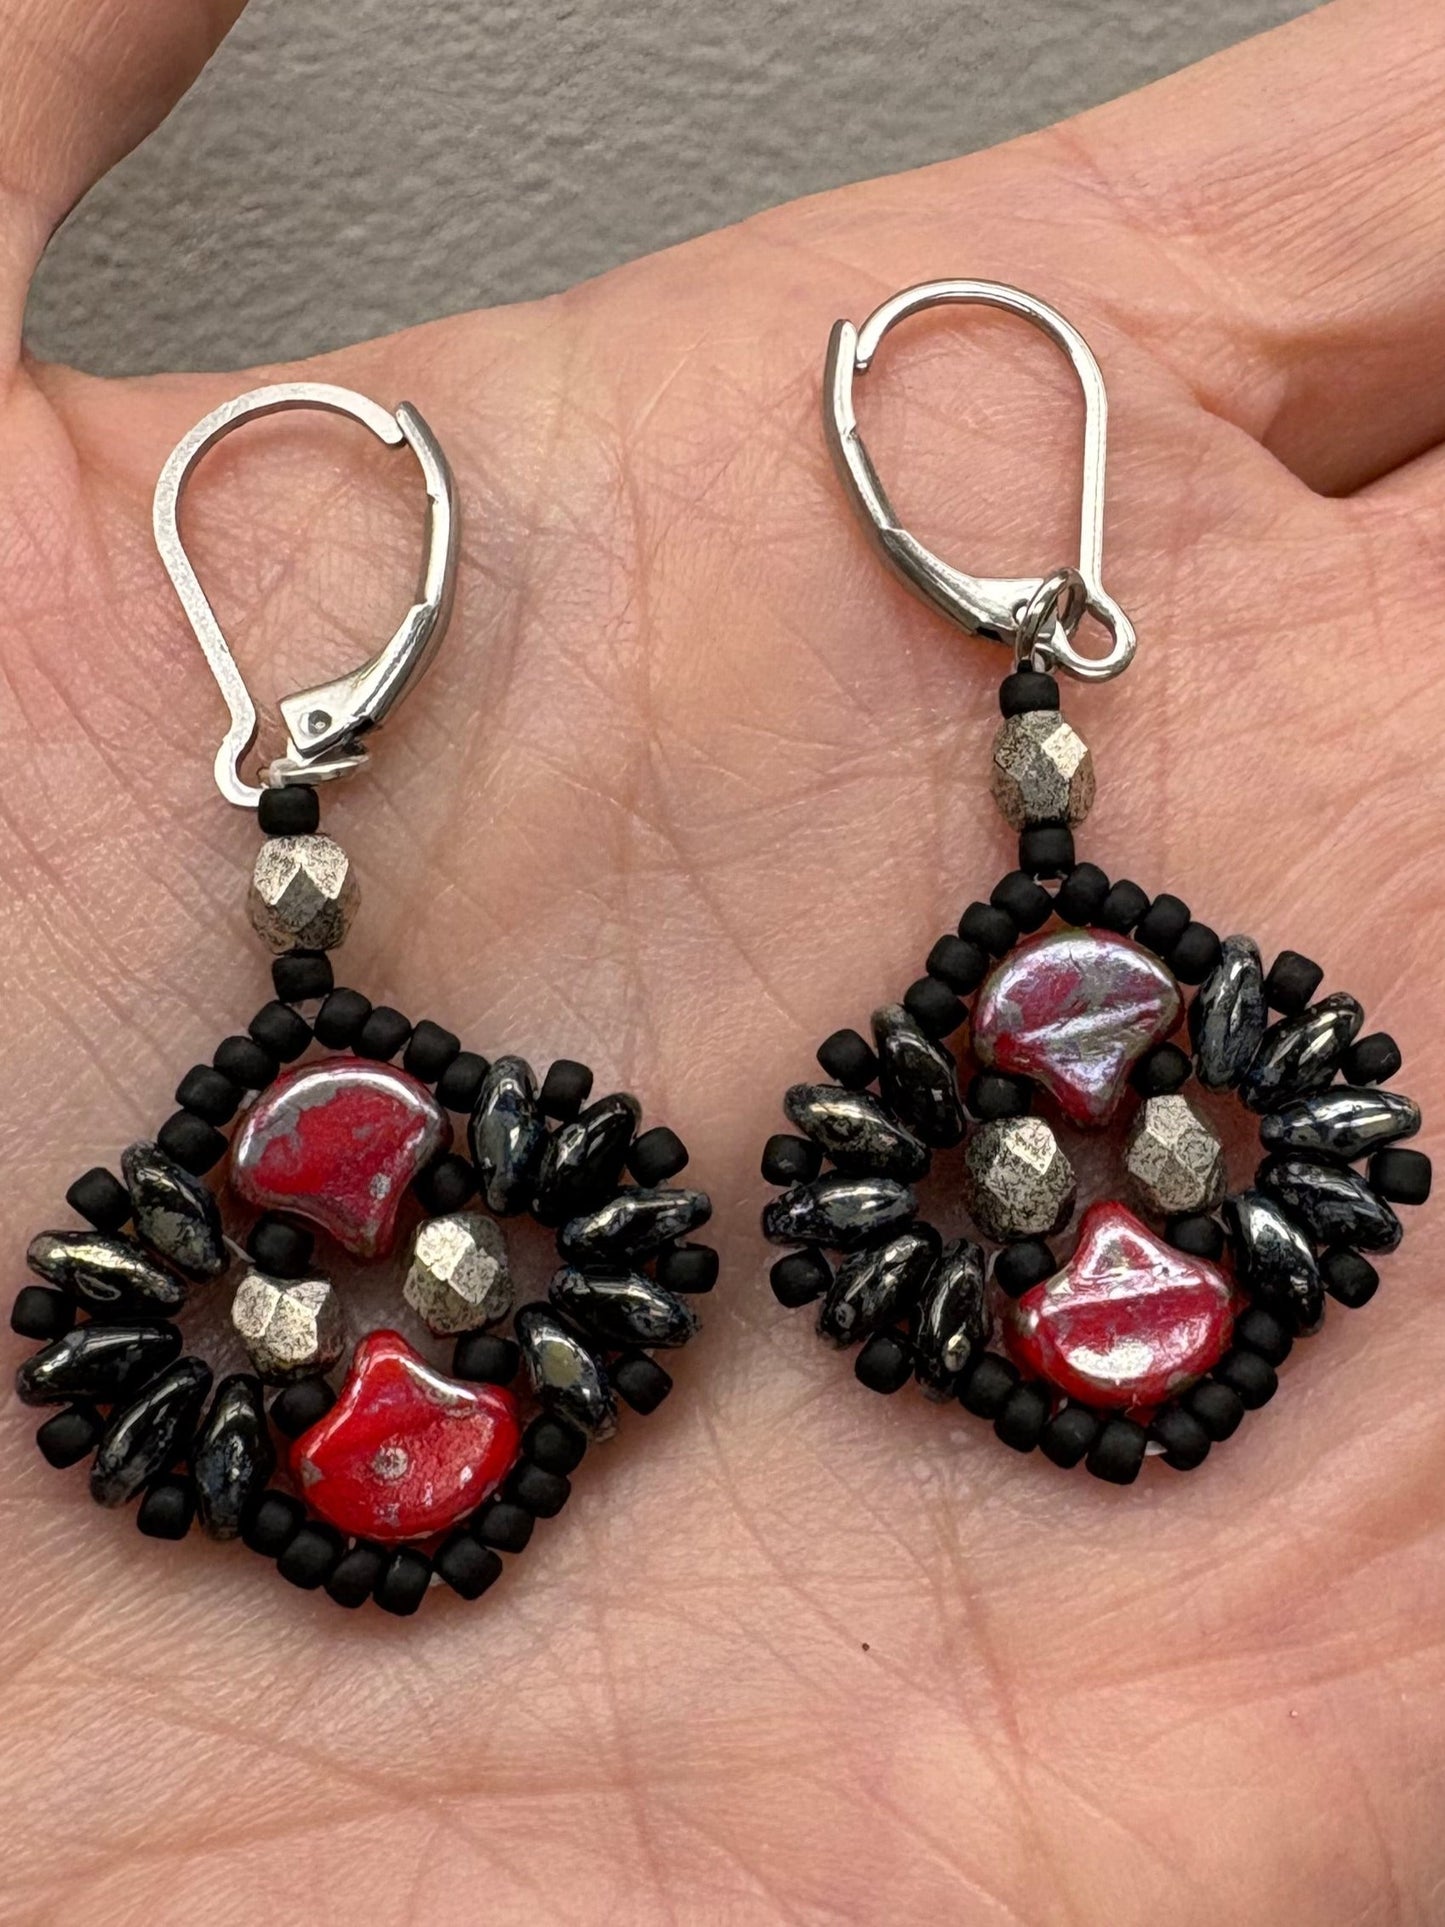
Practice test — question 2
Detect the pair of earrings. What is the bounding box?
[12,285,1430,1617]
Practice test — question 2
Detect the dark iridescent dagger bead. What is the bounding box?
[89,1357,213,1508]
[762,1174,918,1251]
[870,1004,966,1149]
[534,1092,641,1227]
[192,1373,275,1541]
[468,1055,548,1215]
[782,1083,930,1181]
[558,1187,712,1265]
[1224,1190,1324,1333]
[1189,934,1266,1091]
[818,1225,940,1348]
[911,1237,988,1399]
[1259,1089,1421,1163]
[121,1141,227,1281]
[15,1321,182,1408]
[1258,1155,1403,1253]
[548,1267,699,1348]
[513,1304,617,1440]
[27,1230,186,1317]
[1240,993,1364,1113]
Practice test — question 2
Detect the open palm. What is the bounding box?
[2,0,1442,1918]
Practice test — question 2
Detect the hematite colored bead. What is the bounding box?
[1264,949,1324,1016]
[872,1003,965,1148]
[257,784,320,836]
[28,1229,186,1317]
[246,1213,314,1280]
[536,1092,642,1225]
[451,1332,521,1385]
[326,1540,387,1609]
[506,1461,571,1517]
[514,1304,616,1438]
[249,833,357,953]
[1019,823,1075,880]
[64,1166,131,1232]
[1233,1304,1293,1366]
[314,988,371,1049]
[1370,1147,1431,1205]
[241,1489,305,1556]
[37,1403,103,1468]
[628,1126,689,1186]
[763,1174,917,1252]
[560,1187,712,1264]
[403,1019,460,1084]
[1086,1417,1147,1485]
[999,668,1059,715]
[912,1238,987,1399]
[1040,1404,1099,1469]
[991,869,1053,934]
[436,1531,503,1599]
[375,1548,432,1617]
[1131,1043,1191,1097]
[436,1049,489,1113]
[90,1357,213,1508]
[1241,994,1364,1112]
[1214,1350,1277,1410]
[1166,1214,1225,1262]
[16,1321,182,1408]
[271,950,333,1005]
[356,1006,412,1062]
[249,1000,312,1062]
[993,1239,1056,1298]
[470,1056,548,1215]
[1186,1379,1245,1442]
[156,1111,228,1175]
[958,1352,1019,1419]
[137,1476,196,1540]
[967,1072,1032,1121]
[213,1034,277,1091]
[995,1380,1050,1452]
[1190,935,1267,1091]
[1225,1191,1324,1333]
[175,1064,241,1126]
[1342,1032,1402,1087]
[816,1028,878,1091]
[1169,922,1222,985]
[771,1248,831,1307]
[10,1286,76,1342]
[612,1351,673,1414]
[1125,1095,1225,1217]
[414,1152,477,1215]
[278,1522,344,1590]
[1054,862,1109,926]
[193,1373,274,1541]
[550,1266,698,1349]
[122,1141,226,1280]
[964,1117,1076,1243]
[539,1059,594,1122]
[1134,893,1190,958]
[1096,879,1149,934]
[784,1083,930,1181]
[1261,1089,1420,1163]
[269,1375,337,1439]
[1321,1248,1378,1308]
[474,1498,534,1552]
[1259,1154,1402,1253]
[656,1243,718,1294]
[819,1225,939,1347]
[524,1415,586,1476]
[855,1331,912,1394]
[926,935,988,995]
[904,977,964,1038]
[959,900,1017,957]
[1150,1404,1211,1471]
[992,712,1095,829]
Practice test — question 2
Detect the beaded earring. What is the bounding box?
[12,384,714,1611]
[760,282,1429,1482]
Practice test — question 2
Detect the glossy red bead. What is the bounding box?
[1002,1199,1234,1410]
[230,1058,451,1257]
[971,929,1182,1126]
[291,1329,521,1544]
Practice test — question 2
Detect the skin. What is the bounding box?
[1,0,1442,1918]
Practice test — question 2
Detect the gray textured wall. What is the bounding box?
[26,0,1314,377]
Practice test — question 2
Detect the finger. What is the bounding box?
[0,0,246,353]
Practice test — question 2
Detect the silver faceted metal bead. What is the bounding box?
[1125,1094,1226,1217]
[230,1270,343,1383]
[247,834,359,954]
[963,1117,1076,1242]
[990,711,1095,830]
[403,1211,513,1336]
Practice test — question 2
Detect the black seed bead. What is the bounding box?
[926,935,988,996]
[277,1522,344,1590]
[214,1034,277,1091]
[1054,862,1110,926]
[854,1330,913,1394]
[539,1059,594,1122]
[1086,1417,1147,1485]
[1264,949,1324,1016]
[257,784,320,836]
[474,1499,534,1553]
[613,1351,673,1413]
[993,1239,1054,1298]
[326,1540,387,1609]
[657,1243,718,1294]
[1321,1248,1378,1309]
[816,1029,878,1090]
[241,1489,305,1557]
[1165,1214,1225,1262]
[452,1333,521,1384]
[1370,1147,1431,1206]
[958,900,1017,957]
[967,1072,1032,1121]
[1097,879,1149,934]
[1134,893,1191,958]
[1039,1404,1099,1469]
[999,668,1059,715]
[313,989,371,1049]
[770,1248,831,1307]
[1169,922,1222,986]
[356,1005,412,1062]
[403,1019,460,1083]
[269,1376,337,1439]
[523,1415,587,1476]
[1341,1031,1402,1087]
[249,1000,311,1063]
[10,1285,76,1341]
[628,1126,689,1186]
[991,869,1053,934]
[1214,1350,1278,1410]
[174,1064,241,1126]
[36,1403,103,1469]
[1018,822,1075,880]
[156,1111,228,1174]
[1233,1305,1293,1366]
[246,1213,314,1280]
[994,1380,1050,1452]
[137,1475,196,1540]
[271,950,333,1006]
[436,1049,489,1113]
[1186,1379,1245,1442]
[435,1531,503,1600]
[762,1133,822,1186]
[65,1167,131,1232]
[958,1352,1019,1418]
[1151,1404,1211,1471]
[414,1152,477,1215]
[375,1548,432,1617]
[506,1461,571,1517]
[903,976,964,1038]
[1131,1043,1192,1097]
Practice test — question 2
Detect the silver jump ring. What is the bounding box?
[1015,567,1088,669]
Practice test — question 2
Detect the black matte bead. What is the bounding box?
[1151,1404,1211,1471]
[278,1521,344,1590]
[269,1376,337,1439]
[1233,1304,1293,1366]
[991,869,1053,933]
[507,1461,571,1517]
[993,1240,1054,1298]
[1039,1403,1099,1469]
[1214,1350,1278,1410]
[1320,1248,1379,1309]
[452,1332,521,1384]
[1169,921,1222,986]
[271,950,333,1006]
[903,976,964,1037]
[771,1248,831,1307]
[958,900,1017,957]
[248,999,312,1062]
[854,1330,913,1394]
[958,1352,1019,1418]
[1263,949,1324,1016]
[435,1531,503,1600]
[1370,1146,1431,1205]
[65,1166,131,1232]
[1186,1379,1245,1442]
[999,669,1059,715]
[1018,823,1075,880]
[1086,1417,1147,1484]
[994,1380,1050,1452]
[174,1064,241,1126]
[762,1133,822,1185]
[10,1285,76,1341]
[356,1005,411,1062]
[1054,861,1110,926]
[925,935,988,996]
[36,1402,102,1468]
[313,988,372,1049]
[816,1029,878,1090]
[1341,1031,1402,1087]
[246,1213,314,1280]
[375,1548,432,1617]
[1165,1214,1225,1262]
[967,1072,1032,1121]
[213,1034,277,1091]
[628,1126,689,1185]
[1131,1043,1192,1097]
[156,1111,228,1174]
[1096,879,1149,934]
[326,1540,387,1609]
[414,1152,477,1215]
[656,1243,718,1294]
[436,1049,489,1113]
[523,1415,587,1476]
[1134,893,1190,958]
[475,1499,534,1553]
[137,1475,196,1539]
[403,1019,460,1083]
[241,1489,305,1557]
[257,784,320,835]
[539,1059,594,1122]
[613,1351,673,1413]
